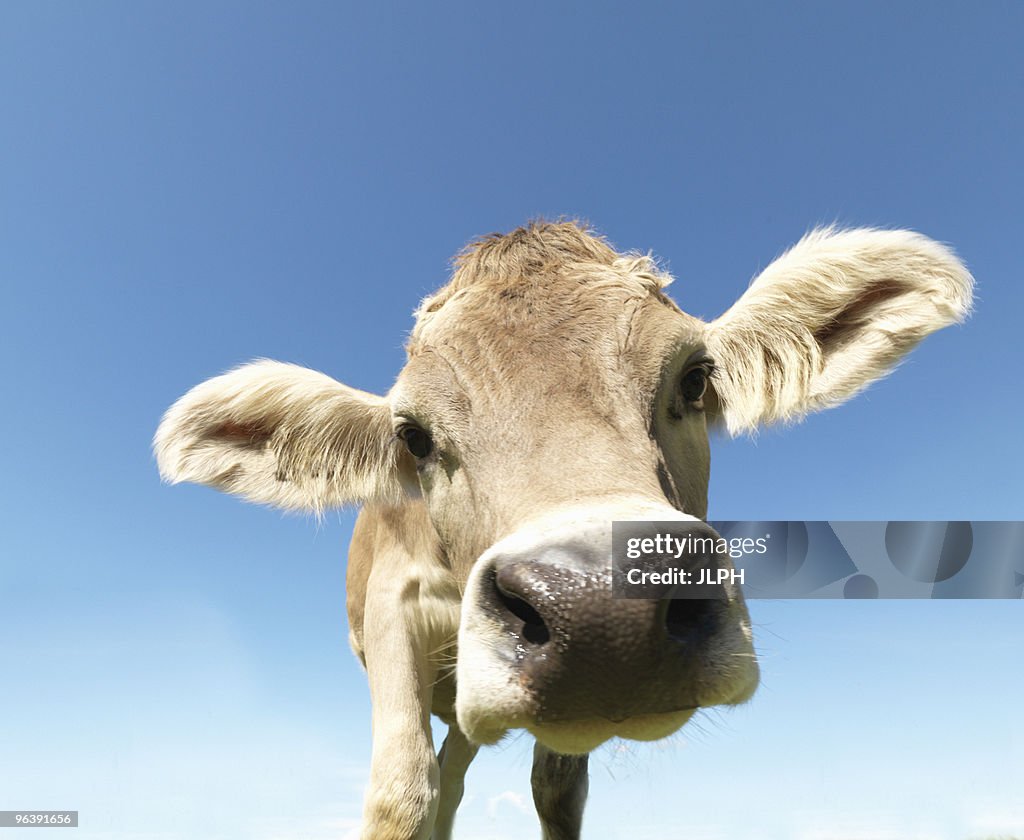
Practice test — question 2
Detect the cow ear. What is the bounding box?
[154,360,413,512]
[705,227,973,434]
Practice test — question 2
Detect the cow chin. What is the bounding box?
[455,620,757,753]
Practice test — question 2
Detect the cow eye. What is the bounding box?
[399,425,434,459]
[680,366,709,405]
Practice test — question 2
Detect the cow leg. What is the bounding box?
[430,723,478,840]
[360,584,441,840]
[531,742,589,840]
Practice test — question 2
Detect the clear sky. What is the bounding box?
[1,2,1021,839]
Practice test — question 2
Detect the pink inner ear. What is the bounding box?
[214,420,274,446]
[813,279,907,348]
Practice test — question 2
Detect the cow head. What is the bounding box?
[154,222,971,753]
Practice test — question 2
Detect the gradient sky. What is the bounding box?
[1,2,1022,839]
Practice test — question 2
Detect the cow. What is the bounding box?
[154,221,972,840]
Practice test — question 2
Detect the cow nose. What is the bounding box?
[483,527,731,722]
[491,558,721,656]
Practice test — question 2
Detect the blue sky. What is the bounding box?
[1,2,1021,838]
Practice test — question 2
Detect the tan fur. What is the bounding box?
[154,360,409,513]
[154,220,973,840]
[412,221,672,346]
[707,226,973,434]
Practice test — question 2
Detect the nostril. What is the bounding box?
[665,598,690,642]
[494,577,551,646]
[665,596,717,644]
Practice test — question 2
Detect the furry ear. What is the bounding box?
[705,227,973,434]
[155,360,410,512]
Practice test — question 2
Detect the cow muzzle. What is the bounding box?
[455,500,759,754]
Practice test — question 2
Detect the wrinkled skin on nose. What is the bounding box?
[489,556,728,723]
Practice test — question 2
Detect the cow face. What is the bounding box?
[389,229,754,751]
[155,222,971,753]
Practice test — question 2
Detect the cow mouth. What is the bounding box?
[527,708,699,755]
[533,699,700,725]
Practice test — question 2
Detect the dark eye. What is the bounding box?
[399,425,434,459]
[680,366,709,405]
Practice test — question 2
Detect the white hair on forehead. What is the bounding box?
[410,220,674,347]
